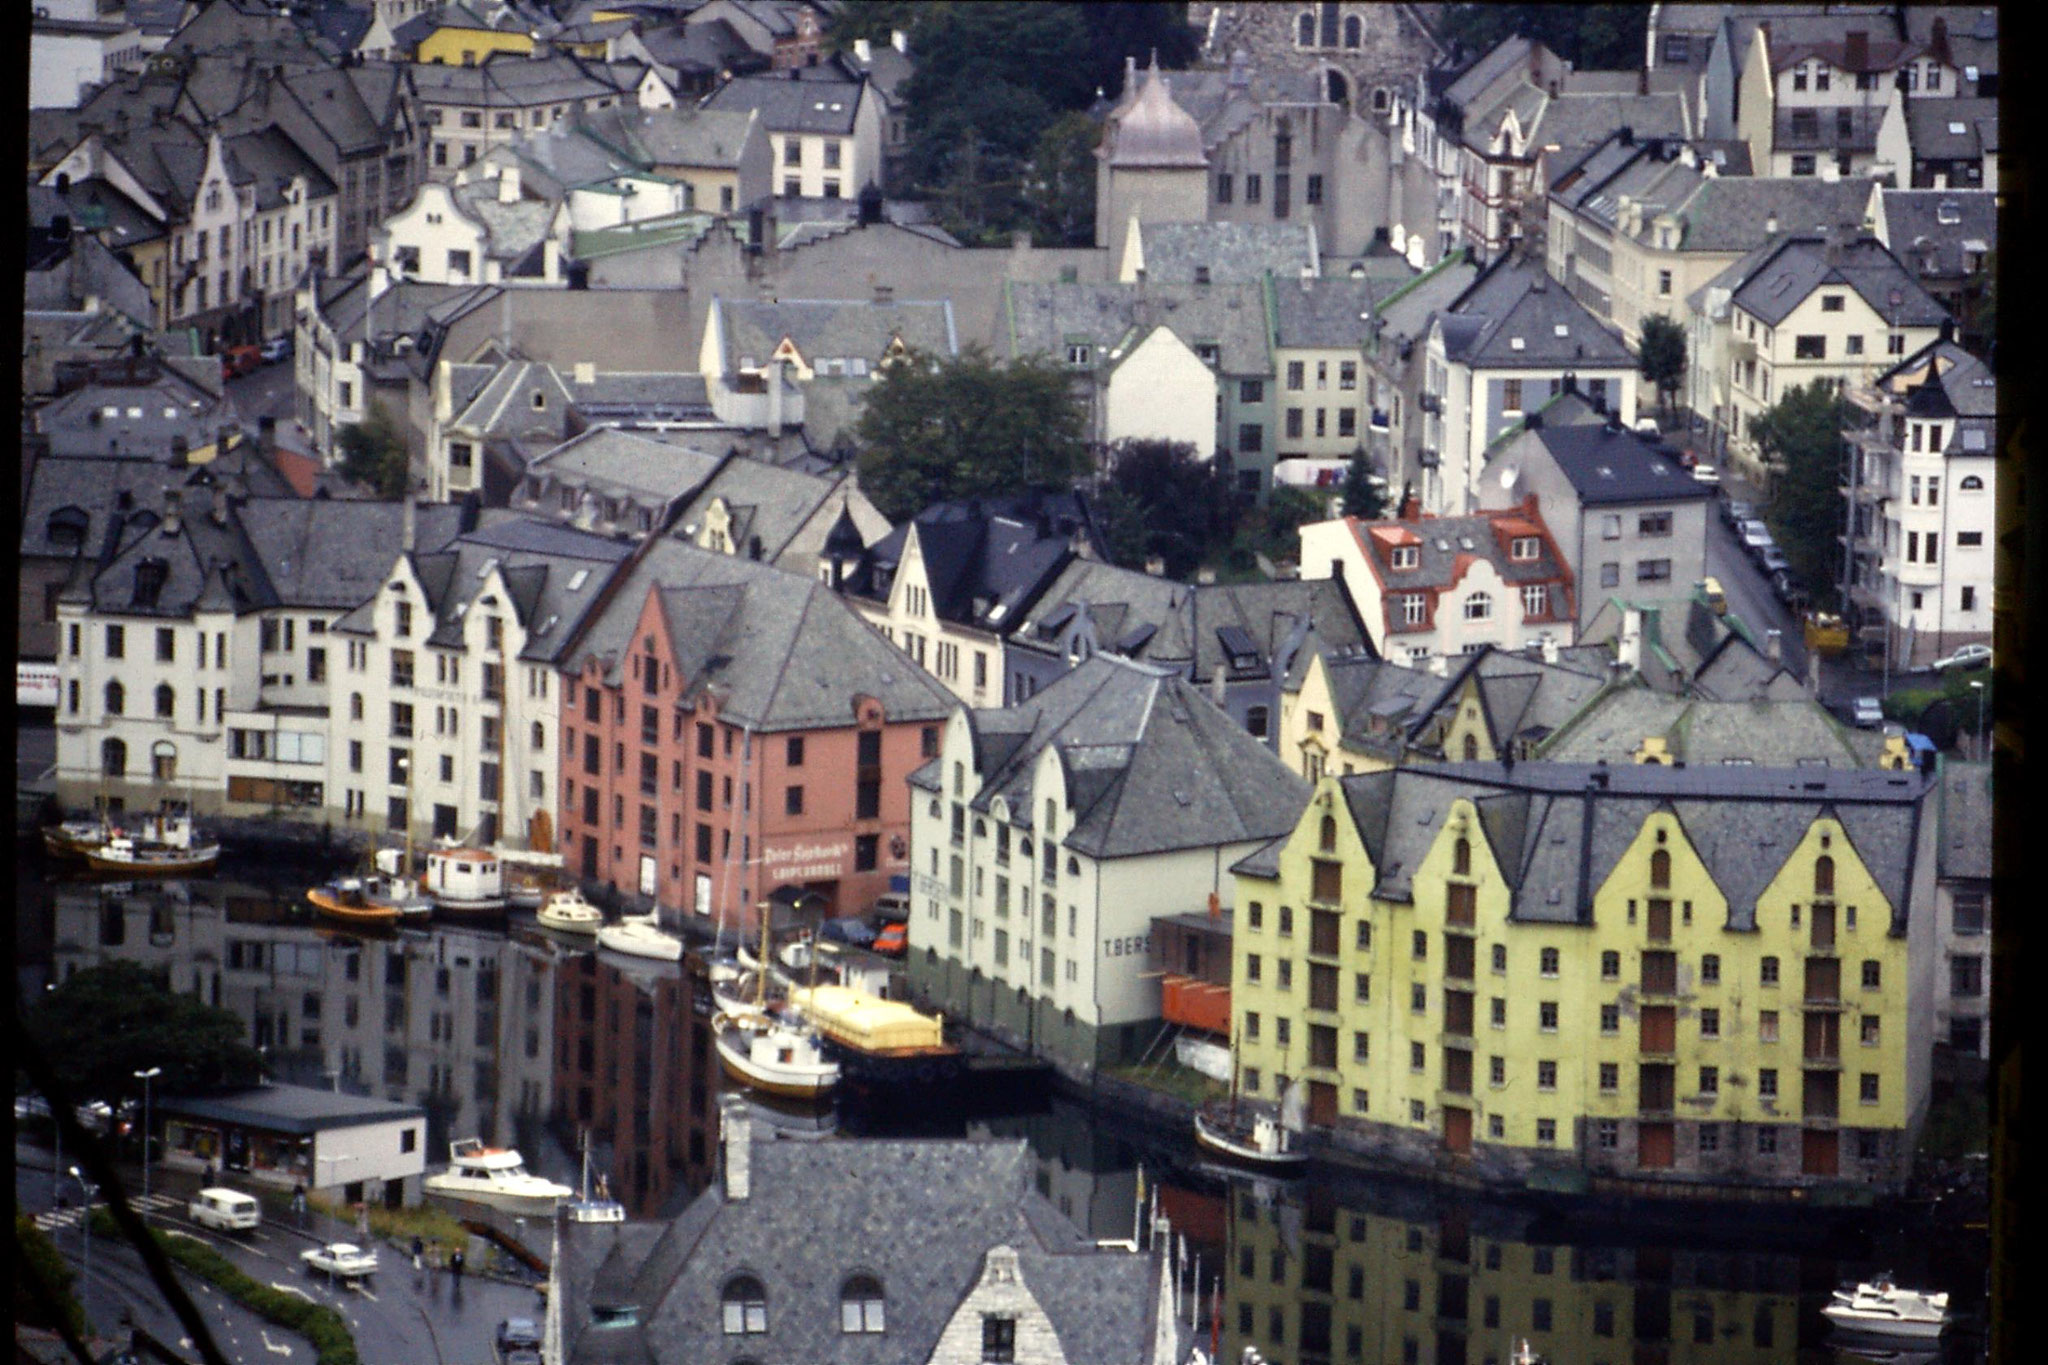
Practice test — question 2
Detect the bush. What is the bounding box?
[88,1211,360,1365]
[14,1213,87,1340]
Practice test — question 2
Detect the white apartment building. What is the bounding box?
[906,656,1309,1075]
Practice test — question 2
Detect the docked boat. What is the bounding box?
[84,828,221,875]
[1193,1078,1310,1171]
[308,876,408,928]
[422,1139,574,1215]
[707,957,757,1014]
[714,1007,840,1100]
[424,847,508,918]
[42,812,117,859]
[1823,1276,1950,1340]
[785,983,959,1084]
[597,911,684,961]
[536,887,603,935]
[494,846,567,910]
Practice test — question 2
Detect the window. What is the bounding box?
[1600,562,1620,588]
[1638,511,1672,538]
[1860,1073,1880,1105]
[1537,1060,1557,1091]
[1539,947,1559,977]
[840,1277,885,1333]
[722,1276,767,1334]
[1600,1004,1620,1033]
[1238,423,1263,453]
[1600,951,1620,980]
[1245,174,1261,204]
[1392,545,1419,570]
[1794,336,1826,360]
[1635,559,1672,584]
[1539,1002,1558,1031]
[1950,955,1983,997]
[1289,363,1307,392]
[1599,1062,1618,1093]
[1306,174,1323,205]
[1286,408,1304,438]
[1862,959,1881,990]
[1401,594,1426,626]
[1701,953,1720,984]
[1216,172,1233,203]
[1462,592,1492,620]
[1240,379,1264,404]
[1501,379,1523,412]
[1658,268,1673,296]
[1491,944,1506,973]
[1792,154,1816,176]
[1492,997,1507,1028]
[1759,1009,1779,1043]
[1701,1008,1720,1038]
[1699,1065,1719,1095]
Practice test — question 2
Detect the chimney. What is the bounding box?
[1299,264,1314,293]
[1928,17,1949,64]
[1618,125,1634,147]
[720,1094,752,1200]
[891,28,907,54]
[853,36,871,62]
[1207,891,1221,920]
[766,357,784,437]
[162,487,182,537]
[1764,213,1778,236]
[499,164,520,204]
[402,490,417,550]
[1764,628,1783,662]
[1541,635,1558,664]
[1845,30,1868,71]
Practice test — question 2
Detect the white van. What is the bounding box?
[188,1188,261,1232]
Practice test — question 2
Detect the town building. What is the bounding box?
[1479,414,1716,625]
[31,353,239,460]
[1934,760,1990,1065]
[556,538,955,920]
[157,1084,427,1208]
[1578,593,1807,702]
[546,1101,1186,1365]
[1359,250,1480,508]
[378,175,568,289]
[909,655,1310,1074]
[573,103,773,215]
[1872,189,1994,353]
[293,269,487,459]
[410,50,637,178]
[1687,232,1946,485]
[840,492,1102,710]
[1839,338,1994,669]
[1266,272,1388,484]
[1231,760,1938,1191]
[1536,686,1885,768]
[1299,505,1576,666]
[668,452,892,580]
[30,9,146,111]
[700,63,884,202]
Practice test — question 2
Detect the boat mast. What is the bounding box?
[755,898,771,1007]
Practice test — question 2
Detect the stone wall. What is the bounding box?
[1197,2,1442,117]
[926,1246,1068,1365]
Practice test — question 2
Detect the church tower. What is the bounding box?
[1095,56,1210,264]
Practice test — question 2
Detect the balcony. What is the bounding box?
[1417,391,1442,415]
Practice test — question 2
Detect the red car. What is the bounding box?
[219,345,261,380]
[872,922,908,957]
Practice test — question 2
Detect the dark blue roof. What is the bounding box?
[1533,423,1717,506]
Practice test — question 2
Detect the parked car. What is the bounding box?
[868,892,910,928]
[1850,697,1885,728]
[1757,545,1791,577]
[496,1317,541,1364]
[1723,499,1754,528]
[260,335,293,364]
[1691,463,1720,486]
[301,1242,378,1279]
[1738,521,1774,556]
[819,915,877,948]
[219,345,261,380]
[1931,643,1992,672]
[872,922,907,957]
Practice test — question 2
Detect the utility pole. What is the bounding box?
[134,1067,161,1219]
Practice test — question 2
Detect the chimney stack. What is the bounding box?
[162,487,182,536]
[721,1095,752,1199]
[499,164,521,204]
[402,490,417,550]
[1845,30,1868,71]
[1765,627,1783,662]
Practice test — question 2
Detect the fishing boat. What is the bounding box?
[536,887,603,935]
[422,1139,574,1215]
[1822,1276,1950,1340]
[562,1131,626,1224]
[714,1007,840,1100]
[707,957,757,1014]
[307,876,408,928]
[1193,1072,1309,1171]
[597,911,683,961]
[42,811,117,859]
[424,847,508,919]
[82,804,222,875]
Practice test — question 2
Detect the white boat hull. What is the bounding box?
[1193,1111,1309,1169]
[537,908,602,935]
[1823,1305,1948,1341]
[714,1012,839,1100]
[598,922,683,960]
[421,1179,571,1216]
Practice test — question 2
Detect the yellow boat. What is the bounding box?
[307,877,404,928]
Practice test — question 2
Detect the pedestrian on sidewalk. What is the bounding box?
[292,1182,307,1217]
[411,1235,424,1269]
[451,1250,465,1282]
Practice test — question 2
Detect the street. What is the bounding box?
[17,1140,542,1365]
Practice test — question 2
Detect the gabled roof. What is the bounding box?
[1716,234,1947,328]
[959,655,1310,857]
[711,297,957,372]
[1344,507,1572,596]
[408,50,635,109]
[1904,96,1997,163]
[1267,274,1382,351]
[1876,188,1995,281]
[844,492,1098,634]
[522,428,726,509]
[700,66,866,136]
[1874,338,1994,428]
[1438,253,1635,370]
[671,457,850,564]
[580,103,760,170]
[1672,175,1874,254]
[1539,685,1876,767]
[1003,279,1272,376]
[1529,422,1719,506]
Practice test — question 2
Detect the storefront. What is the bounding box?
[158,1083,429,1208]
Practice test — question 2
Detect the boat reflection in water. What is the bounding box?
[27,856,1985,1360]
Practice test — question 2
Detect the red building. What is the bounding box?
[557,543,956,926]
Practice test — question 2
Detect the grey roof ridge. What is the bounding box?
[1368,245,1467,314]
[746,573,815,729]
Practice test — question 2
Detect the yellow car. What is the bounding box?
[1697,577,1726,615]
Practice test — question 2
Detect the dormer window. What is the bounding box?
[1510,536,1539,562]
[532,391,546,410]
[1391,544,1419,570]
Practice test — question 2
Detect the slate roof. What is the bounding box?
[1004,279,1272,376]
[1549,136,1705,229]
[1267,274,1380,350]
[1346,507,1573,597]
[1321,760,1929,930]
[1936,759,1990,880]
[580,103,760,169]
[522,429,726,510]
[1438,254,1636,371]
[1904,96,1996,164]
[35,371,242,460]
[449,178,558,264]
[711,297,958,372]
[1576,594,1803,701]
[1132,221,1316,286]
[701,67,866,136]
[1305,649,1447,758]
[562,538,955,730]
[1529,93,1691,164]
[562,1125,1170,1365]
[845,492,1100,634]
[1100,58,1209,169]
[953,655,1310,857]
[1530,423,1718,506]
[1539,686,1872,767]
[1874,339,1995,435]
[1420,644,1613,755]
[158,1084,423,1133]
[1672,176,1875,253]
[1715,234,1947,329]
[1877,189,1995,280]
[671,457,854,563]
[409,51,634,109]
[1370,253,1481,354]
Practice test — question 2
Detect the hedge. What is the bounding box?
[89,1210,359,1365]
[14,1213,87,1340]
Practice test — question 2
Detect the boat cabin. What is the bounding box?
[426,848,504,903]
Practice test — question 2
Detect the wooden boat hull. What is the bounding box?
[83,845,220,875]
[42,826,108,859]
[307,886,402,928]
[1193,1111,1310,1170]
[714,1026,839,1100]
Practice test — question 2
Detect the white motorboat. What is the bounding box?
[707,957,757,1014]
[301,1242,378,1279]
[714,1007,840,1101]
[535,888,603,935]
[424,847,508,918]
[1823,1276,1950,1340]
[597,911,683,962]
[1193,1076,1309,1171]
[423,1139,574,1215]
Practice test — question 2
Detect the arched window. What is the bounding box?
[1814,855,1834,896]
[531,721,545,750]
[1319,814,1336,851]
[1960,475,1984,490]
[102,737,127,776]
[1343,14,1362,47]
[1462,592,1493,620]
[350,692,364,721]
[155,683,175,718]
[1650,849,1671,889]
[721,1276,767,1335]
[840,1275,886,1333]
[1326,68,1349,105]
[1453,837,1470,875]
[1461,732,1479,760]
[1297,11,1315,45]
[105,680,125,715]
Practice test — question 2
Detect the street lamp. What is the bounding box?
[134,1066,161,1218]
[69,1166,95,1330]
[1969,679,1986,758]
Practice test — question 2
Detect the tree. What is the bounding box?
[1340,449,1388,519]
[21,961,264,1110]
[1021,112,1100,248]
[823,0,932,51]
[854,346,1092,520]
[1751,380,1847,607]
[1434,4,1649,70]
[1095,438,1239,578]
[336,402,410,499]
[1638,313,1687,418]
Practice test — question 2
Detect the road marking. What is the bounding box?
[260,1330,292,1357]
[270,1282,316,1302]
[351,1284,378,1302]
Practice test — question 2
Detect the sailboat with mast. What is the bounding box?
[712,899,839,1101]
[1194,1058,1310,1170]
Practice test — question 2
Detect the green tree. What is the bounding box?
[854,346,1092,520]
[14,1214,86,1341]
[1434,4,1648,70]
[1095,438,1240,579]
[1256,485,1330,566]
[823,0,933,51]
[1752,380,1847,607]
[21,961,264,1110]
[1340,450,1387,519]
[1638,313,1687,417]
[1021,111,1101,248]
[335,402,410,499]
